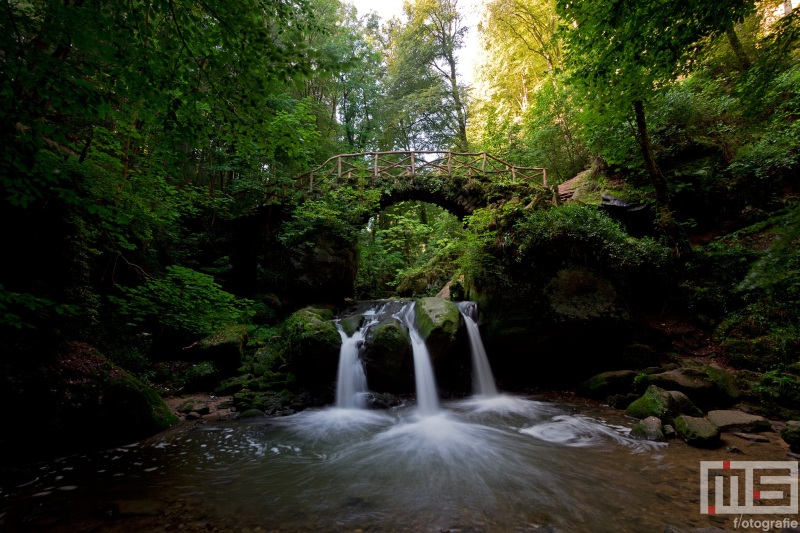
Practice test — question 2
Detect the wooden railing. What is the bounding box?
[298,151,547,192]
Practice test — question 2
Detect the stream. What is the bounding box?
[0,394,789,532]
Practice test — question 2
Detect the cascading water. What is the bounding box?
[399,302,441,416]
[334,310,378,409]
[458,301,499,397]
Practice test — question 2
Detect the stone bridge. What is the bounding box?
[297,151,553,218]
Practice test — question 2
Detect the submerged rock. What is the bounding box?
[673,415,721,448]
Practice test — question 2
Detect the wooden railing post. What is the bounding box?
[337,156,342,182]
[410,152,415,177]
[482,152,487,173]
[542,168,548,187]
[373,153,378,184]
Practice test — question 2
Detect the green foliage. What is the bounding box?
[355,201,463,298]
[0,285,79,330]
[111,266,253,336]
[753,370,800,408]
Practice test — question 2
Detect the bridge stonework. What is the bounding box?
[298,151,553,218]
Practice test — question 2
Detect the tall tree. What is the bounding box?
[556,0,756,255]
[396,0,469,151]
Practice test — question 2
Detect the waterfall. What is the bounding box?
[334,313,376,409]
[399,302,441,416]
[458,302,499,397]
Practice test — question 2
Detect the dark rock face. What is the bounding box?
[577,370,638,400]
[640,365,739,410]
[483,264,635,387]
[0,342,177,463]
[364,317,412,393]
[283,306,341,387]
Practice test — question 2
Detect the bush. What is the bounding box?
[111,265,253,336]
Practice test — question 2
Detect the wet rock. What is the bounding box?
[284,306,341,387]
[606,393,641,410]
[363,392,402,409]
[625,385,701,423]
[184,412,201,420]
[630,416,665,442]
[176,399,210,415]
[732,432,769,443]
[706,410,771,433]
[239,409,265,418]
[576,370,637,400]
[364,317,411,393]
[673,415,721,448]
[781,421,800,452]
[214,374,253,396]
[726,446,744,454]
[663,424,676,439]
[413,297,461,361]
[339,314,364,337]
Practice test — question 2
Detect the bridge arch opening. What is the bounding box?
[354,200,464,299]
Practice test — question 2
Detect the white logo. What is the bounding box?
[700,460,799,515]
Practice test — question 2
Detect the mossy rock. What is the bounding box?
[413,297,461,361]
[176,399,210,415]
[577,370,637,400]
[625,385,701,423]
[233,390,294,414]
[630,416,665,442]
[641,365,739,410]
[364,318,411,392]
[781,421,800,452]
[195,324,249,373]
[214,374,253,395]
[674,415,721,448]
[339,314,364,337]
[183,361,224,393]
[284,305,341,387]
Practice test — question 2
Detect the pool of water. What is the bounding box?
[0,395,787,532]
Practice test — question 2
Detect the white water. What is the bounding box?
[458,301,499,397]
[399,302,441,416]
[334,310,378,409]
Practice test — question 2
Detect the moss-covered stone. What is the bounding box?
[642,365,739,410]
[183,361,223,392]
[339,314,364,337]
[176,399,210,415]
[630,416,665,442]
[674,415,721,448]
[284,305,341,387]
[214,374,253,395]
[707,410,771,433]
[577,370,637,400]
[781,421,800,452]
[364,318,411,392]
[625,385,701,422]
[413,297,461,361]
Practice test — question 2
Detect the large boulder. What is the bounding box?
[706,410,771,433]
[364,317,412,392]
[284,306,341,387]
[1,342,178,462]
[674,415,721,448]
[413,297,461,363]
[641,365,739,410]
[577,370,638,400]
[625,385,702,423]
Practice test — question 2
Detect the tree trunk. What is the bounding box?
[725,23,751,71]
[632,100,691,256]
[783,0,793,15]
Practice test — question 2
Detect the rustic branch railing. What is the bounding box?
[298,151,548,193]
